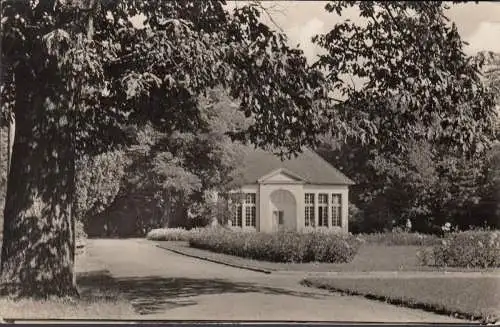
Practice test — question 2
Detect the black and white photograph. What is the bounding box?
[0,0,499,324]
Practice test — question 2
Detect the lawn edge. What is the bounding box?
[300,278,497,324]
[155,244,273,274]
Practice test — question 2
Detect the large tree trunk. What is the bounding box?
[0,67,77,297]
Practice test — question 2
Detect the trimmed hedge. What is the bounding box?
[358,231,441,246]
[146,228,198,242]
[417,230,500,268]
[188,228,362,263]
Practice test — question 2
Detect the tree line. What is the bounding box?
[0,0,498,298]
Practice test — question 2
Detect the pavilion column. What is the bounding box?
[327,194,331,229]
[314,192,319,228]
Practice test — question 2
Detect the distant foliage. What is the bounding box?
[74,150,129,222]
[476,143,500,229]
[477,51,500,105]
[82,90,251,235]
[315,2,497,153]
[418,230,500,268]
[319,126,494,233]
[143,89,250,227]
[347,202,364,233]
[189,229,363,263]
[315,2,498,234]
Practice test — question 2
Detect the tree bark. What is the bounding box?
[0,66,77,298]
[7,113,15,177]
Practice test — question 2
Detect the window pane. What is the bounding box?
[245,193,256,204]
[305,193,315,227]
[244,194,256,227]
[232,204,243,227]
[245,206,251,226]
[332,206,341,226]
[319,193,328,204]
[304,207,312,227]
[232,204,237,222]
[331,194,341,226]
[331,194,341,205]
[318,207,328,226]
[318,193,328,226]
[237,205,242,227]
[305,193,314,204]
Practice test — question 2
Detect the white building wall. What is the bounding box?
[229,183,349,233]
[258,183,304,233]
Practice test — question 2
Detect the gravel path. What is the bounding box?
[79,238,469,323]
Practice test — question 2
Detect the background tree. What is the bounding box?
[74,150,129,226]
[1,0,326,297]
[0,127,8,241]
[475,51,500,229]
[314,1,497,233]
[478,51,500,105]
[117,88,250,232]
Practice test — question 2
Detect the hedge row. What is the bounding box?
[417,230,500,268]
[358,231,441,246]
[146,227,197,242]
[188,228,362,263]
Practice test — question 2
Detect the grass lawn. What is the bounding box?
[302,276,500,324]
[0,248,138,321]
[0,237,135,320]
[0,270,136,320]
[156,241,499,273]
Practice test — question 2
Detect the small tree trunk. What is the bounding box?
[162,203,171,228]
[162,190,173,228]
[0,69,77,298]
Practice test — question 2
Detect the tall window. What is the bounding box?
[305,193,315,227]
[331,194,342,227]
[318,193,328,227]
[230,194,243,227]
[244,193,256,227]
[233,203,243,227]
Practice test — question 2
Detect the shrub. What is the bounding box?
[75,150,128,221]
[418,230,500,268]
[347,203,364,234]
[358,231,441,246]
[188,229,362,263]
[415,246,435,266]
[146,227,201,241]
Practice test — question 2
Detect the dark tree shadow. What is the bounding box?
[77,271,327,315]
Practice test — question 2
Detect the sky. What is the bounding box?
[225,1,500,63]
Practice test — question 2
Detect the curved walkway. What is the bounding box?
[77,239,470,322]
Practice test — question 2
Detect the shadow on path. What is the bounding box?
[77,270,326,315]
